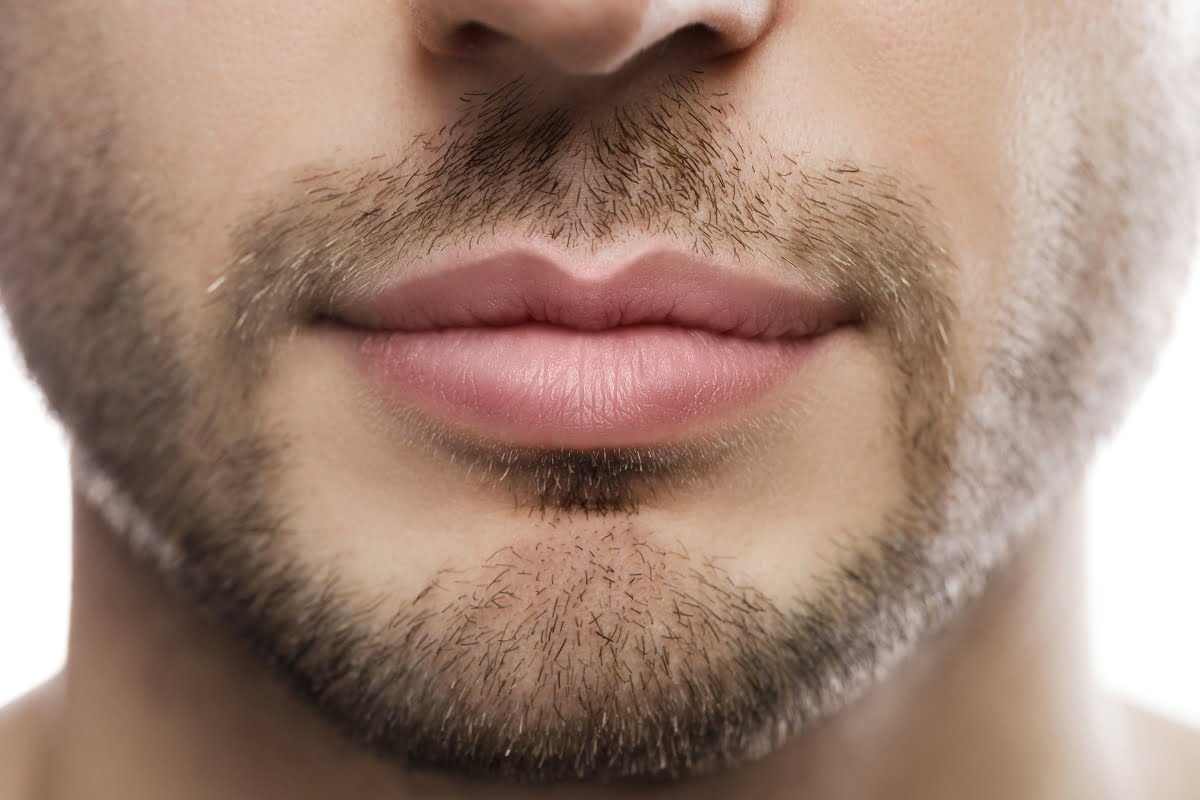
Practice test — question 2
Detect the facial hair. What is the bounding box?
[2,27,1196,783]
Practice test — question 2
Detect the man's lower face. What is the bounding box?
[58,90,969,779]
[1,2,1195,786]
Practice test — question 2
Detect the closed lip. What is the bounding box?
[328,249,860,339]
[325,247,860,448]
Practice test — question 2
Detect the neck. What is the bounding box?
[35,478,1139,800]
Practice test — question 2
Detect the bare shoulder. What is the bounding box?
[1121,701,1200,800]
[0,675,61,800]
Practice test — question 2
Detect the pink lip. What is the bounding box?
[330,250,857,448]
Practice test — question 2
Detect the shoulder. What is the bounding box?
[0,675,60,800]
[1121,700,1200,800]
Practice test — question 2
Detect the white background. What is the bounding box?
[1,276,1198,728]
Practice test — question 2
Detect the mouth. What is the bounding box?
[322,248,860,448]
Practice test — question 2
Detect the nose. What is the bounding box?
[410,0,777,76]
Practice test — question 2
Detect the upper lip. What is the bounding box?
[330,249,859,340]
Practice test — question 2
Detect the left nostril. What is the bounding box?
[656,22,726,62]
[448,20,505,57]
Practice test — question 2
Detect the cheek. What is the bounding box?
[70,1,433,300]
[76,0,432,256]
[747,0,1081,383]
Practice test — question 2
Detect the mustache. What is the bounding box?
[211,73,960,512]
[220,73,950,337]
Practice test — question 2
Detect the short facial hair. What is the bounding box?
[2,30,1196,783]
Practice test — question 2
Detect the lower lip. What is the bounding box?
[346,323,840,448]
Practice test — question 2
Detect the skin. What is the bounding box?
[1,0,1199,798]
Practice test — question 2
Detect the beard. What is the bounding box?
[2,39,1196,783]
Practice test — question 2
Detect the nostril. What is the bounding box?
[666,23,728,60]
[635,22,727,69]
[447,20,505,56]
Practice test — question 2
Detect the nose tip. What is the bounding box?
[411,0,774,77]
